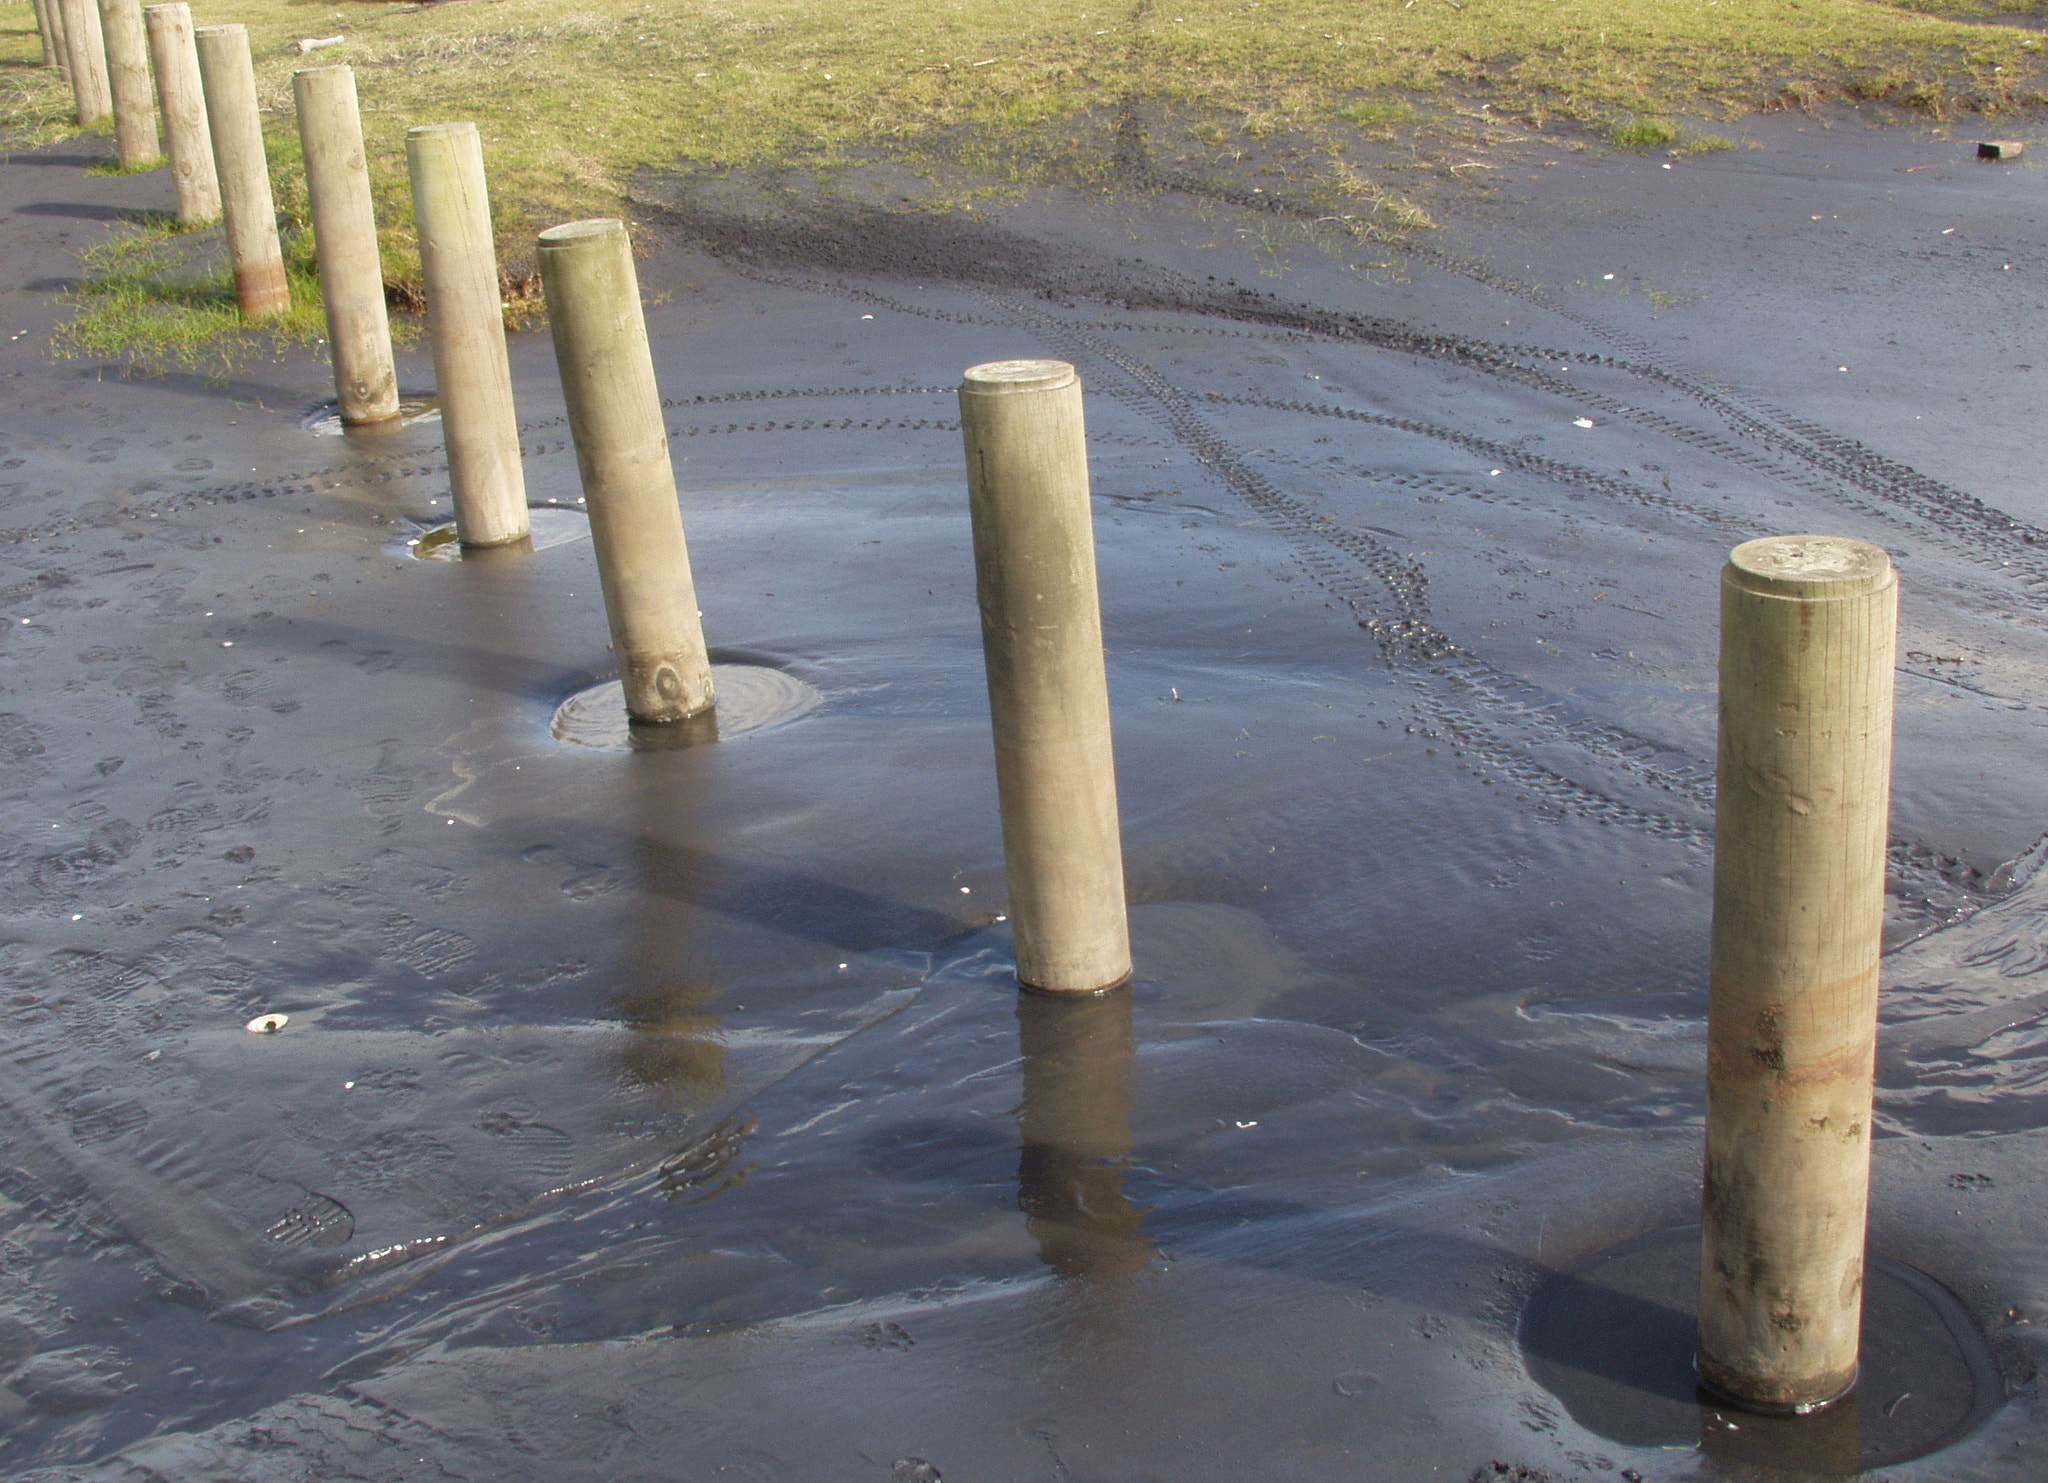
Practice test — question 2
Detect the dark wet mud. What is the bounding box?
[1,107,2047,1480]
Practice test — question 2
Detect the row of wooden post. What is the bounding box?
[37,0,1900,1421]
[957,401,1901,1422]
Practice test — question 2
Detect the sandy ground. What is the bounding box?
[1,104,2047,1481]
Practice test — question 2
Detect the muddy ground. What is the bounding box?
[2,103,2047,1481]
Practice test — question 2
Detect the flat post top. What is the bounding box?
[963,359,1077,395]
[1725,534,1893,599]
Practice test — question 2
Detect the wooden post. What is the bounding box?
[194,24,288,320]
[405,122,529,549]
[59,0,111,125]
[294,66,398,425]
[537,218,712,720]
[33,0,66,72]
[144,4,218,226]
[97,0,158,168]
[1698,534,1898,1415]
[960,359,1131,995]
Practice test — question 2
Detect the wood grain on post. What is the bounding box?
[960,359,1131,995]
[1698,534,1898,1415]
[143,4,218,226]
[405,122,528,549]
[97,0,158,168]
[294,66,398,425]
[537,218,712,720]
[194,24,288,320]
[59,0,110,124]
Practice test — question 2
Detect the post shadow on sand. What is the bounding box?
[15,200,176,225]
[1016,986,1154,1280]
[1517,1224,2003,1474]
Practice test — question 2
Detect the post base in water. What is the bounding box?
[1520,1225,2001,1475]
[1694,1355,1859,1418]
[1017,971,1135,998]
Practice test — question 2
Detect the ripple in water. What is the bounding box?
[551,665,823,749]
[303,394,441,436]
[400,506,590,561]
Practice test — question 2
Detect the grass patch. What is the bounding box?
[1609,116,1738,153]
[85,153,168,177]
[1609,116,1680,148]
[1342,99,1417,134]
[51,216,329,373]
[6,0,2048,365]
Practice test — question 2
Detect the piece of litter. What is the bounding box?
[145,1050,160,1062]
[246,1013,288,1034]
[344,1081,355,1089]
[994,914,1007,922]
[837,963,848,970]
[1839,366,1849,373]
[1235,1119,1259,1129]
[1942,227,1956,235]
[1573,417,1595,429]
[1661,162,1672,169]
[1979,140,2023,161]
[1489,469,1502,477]
[960,886,971,894]
[861,314,874,320]
[296,35,344,54]
[222,640,233,647]
[70,913,81,921]
[1602,273,1615,280]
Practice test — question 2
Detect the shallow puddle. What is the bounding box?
[0,115,2044,1481]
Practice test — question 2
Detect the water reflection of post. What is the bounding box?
[1701,1389,1864,1476]
[1017,989,1151,1279]
[609,750,726,1110]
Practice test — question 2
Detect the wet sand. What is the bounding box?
[1,105,2047,1480]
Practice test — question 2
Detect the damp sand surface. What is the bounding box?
[3,112,2048,1481]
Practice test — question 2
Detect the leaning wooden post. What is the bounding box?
[1698,534,1898,1415]
[34,0,67,73]
[194,24,288,320]
[959,359,1131,994]
[294,66,398,425]
[59,0,111,125]
[143,4,218,226]
[538,219,713,721]
[406,122,529,549]
[97,0,158,168]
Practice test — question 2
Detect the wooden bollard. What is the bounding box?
[97,0,158,169]
[143,4,218,226]
[34,0,66,73]
[960,359,1131,994]
[59,0,110,125]
[1017,988,1149,1277]
[1698,534,1898,1415]
[194,25,288,320]
[406,122,529,549]
[294,66,398,425]
[537,218,713,721]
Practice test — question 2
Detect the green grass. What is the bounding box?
[5,0,2048,367]
[1608,116,1737,153]
[51,215,328,372]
